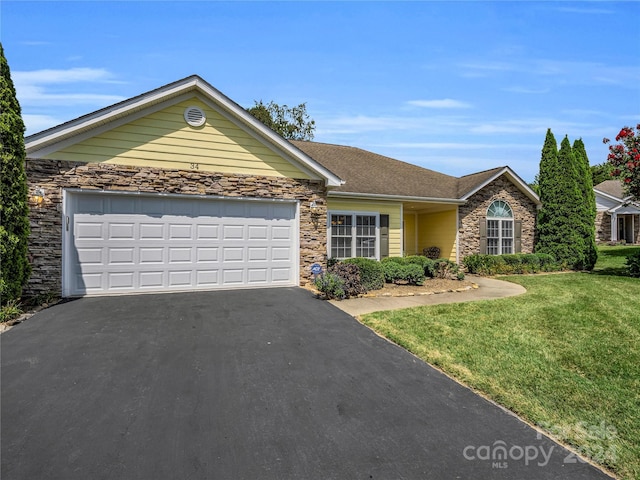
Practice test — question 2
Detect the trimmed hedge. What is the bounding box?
[381,255,435,278]
[342,257,385,291]
[463,253,560,275]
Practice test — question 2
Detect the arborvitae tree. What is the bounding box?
[535,129,559,250]
[535,132,586,269]
[0,43,31,304]
[572,138,598,270]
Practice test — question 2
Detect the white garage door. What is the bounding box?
[63,191,298,296]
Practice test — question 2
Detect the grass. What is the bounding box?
[593,244,640,276]
[360,246,640,479]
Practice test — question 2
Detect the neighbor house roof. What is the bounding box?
[594,179,627,200]
[291,140,541,205]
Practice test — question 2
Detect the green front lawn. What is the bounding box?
[360,247,640,479]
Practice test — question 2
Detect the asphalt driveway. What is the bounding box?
[2,288,611,479]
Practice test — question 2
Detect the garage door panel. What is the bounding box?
[223,225,244,240]
[169,247,192,263]
[197,247,218,262]
[108,223,135,240]
[169,224,192,240]
[108,272,135,289]
[140,247,164,264]
[248,225,268,239]
[140,271,164,288]
[66,193,297,296]
[272,268,292,282]
[76,248,103,265]
[140,223,164,240]
[108,248,135,265]
[196,270,219,286]
[247,268,268,284]
[76,222,103,240]
[222,269,244,285]
[196,224,219,240]
[223,247,244,262]
[169,270,192,287]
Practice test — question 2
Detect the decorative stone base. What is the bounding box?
[25,159,328,297]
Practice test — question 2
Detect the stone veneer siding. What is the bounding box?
[595,211,611,243]
[25,158,327,297]
[458,175,538,260]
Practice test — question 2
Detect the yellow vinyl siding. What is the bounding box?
[46,99,311,179]
[416,209,457,262]
[327,198,402,257]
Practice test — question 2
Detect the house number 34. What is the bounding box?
[190,163,200,170]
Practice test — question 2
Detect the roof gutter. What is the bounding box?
[328,191,466,205]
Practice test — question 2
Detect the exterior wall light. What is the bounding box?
[31,186,45,206]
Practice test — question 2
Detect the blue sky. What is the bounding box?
[3,1,639,182]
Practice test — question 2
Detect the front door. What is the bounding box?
[618,217,626,242]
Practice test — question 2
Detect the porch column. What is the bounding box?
[611,212,618,242]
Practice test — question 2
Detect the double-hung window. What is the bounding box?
[329,213,378,259]
[486,200,514,255]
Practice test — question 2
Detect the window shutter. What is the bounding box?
[479,217,487,254]
[514,220,522,253]
[380,214,389,259]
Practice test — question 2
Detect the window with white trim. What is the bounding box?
[487,200,513,255]
[329,213,378,259]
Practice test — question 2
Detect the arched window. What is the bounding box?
[486,200,514,255]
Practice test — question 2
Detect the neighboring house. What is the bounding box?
[24,75,540,298]
[594,180,640,244]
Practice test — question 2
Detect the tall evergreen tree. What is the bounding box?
[572,138,598,270]
[535,132,586,269]
[0,43,31,303]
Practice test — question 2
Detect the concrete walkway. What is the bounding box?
[330,275,527,316]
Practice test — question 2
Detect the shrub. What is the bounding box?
[463,253,560,275]
[627,251,640,278]
[381,260,404,283]
[405,255,436,277]
[0,300,22,323]
[329,262,366,298]
[422,246,441,260]
[433,258,460,279]
[343,258,385,291]
[380,259,425,285]
[326,257,340,269]
[314,272,345,300]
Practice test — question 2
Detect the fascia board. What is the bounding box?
[460,167,541,205]
[25,75,343,187]
[328,190,465,205]
[26,77,201,153]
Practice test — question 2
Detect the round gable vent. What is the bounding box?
[184,106,206,127]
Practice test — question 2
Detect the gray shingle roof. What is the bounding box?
[291,140,508,201]
[594,179,626,199]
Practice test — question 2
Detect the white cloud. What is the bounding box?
[13,67,115,85]
[458,59,640,87]
[17,85,125,106]
[13,67,127,133]
[406,99,472,109]
[22,114,66,135]
[555,7,615,15]
[381,142,540,150]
